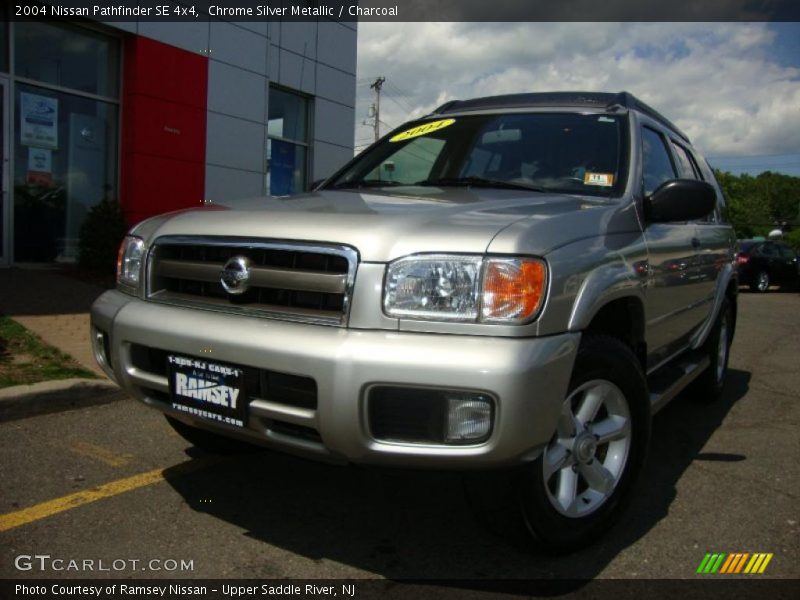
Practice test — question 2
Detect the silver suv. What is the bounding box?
[91,91,737,552]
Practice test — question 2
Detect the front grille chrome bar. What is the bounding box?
[146,236,359,326]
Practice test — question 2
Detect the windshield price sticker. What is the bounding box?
[390,119,456,143]
[584,172,615,187]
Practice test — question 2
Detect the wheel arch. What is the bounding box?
[691,263,738,350]
[568,263,647,368]
[581,297,647,369]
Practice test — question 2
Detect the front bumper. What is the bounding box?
[91,290,579,469]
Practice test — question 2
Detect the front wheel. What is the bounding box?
[516,335,650,553]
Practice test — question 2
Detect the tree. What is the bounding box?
[713,169,800,240]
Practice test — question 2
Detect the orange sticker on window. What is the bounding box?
[389,119,456,142]
[584,172,615,187]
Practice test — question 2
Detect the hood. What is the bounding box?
[132,187,626,262]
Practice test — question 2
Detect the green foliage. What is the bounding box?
[0,315,97,388]
[714,170,800,240]
[785,229,800,251]
[77,199,128,275]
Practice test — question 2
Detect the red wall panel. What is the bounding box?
[120,36,208,225]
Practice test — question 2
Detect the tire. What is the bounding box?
[691,298,733,403]
[165,415,260,454]
[749,270,769,292]
[516,335,650,553]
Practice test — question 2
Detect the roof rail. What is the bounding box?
[432,100,460,113]
[428,91,690,143]
[607,91,690,142]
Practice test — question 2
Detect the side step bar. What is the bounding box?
[648,352,710,414]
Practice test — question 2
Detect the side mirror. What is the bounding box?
[645,179,716,223]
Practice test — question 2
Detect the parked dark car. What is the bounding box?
[736,240,799,292]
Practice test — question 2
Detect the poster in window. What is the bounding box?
[20,92,58,149]
[27,147,53,187]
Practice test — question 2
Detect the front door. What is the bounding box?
[0,76,8,266]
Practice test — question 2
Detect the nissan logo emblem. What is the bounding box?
[220,256,251,295]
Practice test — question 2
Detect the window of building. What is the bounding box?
[12,23,120,263]
[0,18,8,73]
[267,87,309,196]
[14,21,119,98]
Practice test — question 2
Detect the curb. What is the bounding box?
[0,378,127,422]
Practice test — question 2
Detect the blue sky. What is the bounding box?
[356,22,800,177]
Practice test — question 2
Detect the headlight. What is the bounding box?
[116,235,145,294]
[383,255,547,323]
[384,255,482,321]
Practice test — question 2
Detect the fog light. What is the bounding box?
[446,394,492,443]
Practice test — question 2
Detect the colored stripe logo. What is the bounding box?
[697,552,773,574]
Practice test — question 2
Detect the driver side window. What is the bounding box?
[642,127,676,195]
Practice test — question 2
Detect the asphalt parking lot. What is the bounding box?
[1,292,798,582]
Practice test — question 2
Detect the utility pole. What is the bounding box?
[369,76,385,142]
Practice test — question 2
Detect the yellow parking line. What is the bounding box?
[0,459,216,533]
[70,441,134,467]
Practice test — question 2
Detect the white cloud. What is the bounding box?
[356,23,800,157]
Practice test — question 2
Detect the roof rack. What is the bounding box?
[607,92,689,142]
[431,91,690,142]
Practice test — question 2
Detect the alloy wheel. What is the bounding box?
[542,380,631,518]
[757,271,769,292]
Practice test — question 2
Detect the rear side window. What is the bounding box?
[671,142,700,179]
[760,243,778,258]
[642,127,676,195]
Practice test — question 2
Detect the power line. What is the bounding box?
[382,92,416,117]
[383,83,416,114]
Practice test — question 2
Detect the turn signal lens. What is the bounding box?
[481,258,547,323]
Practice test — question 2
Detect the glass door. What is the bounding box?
[0,76,8,266]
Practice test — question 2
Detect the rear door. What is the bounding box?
[640,124,707,363]
[674,143,732,315]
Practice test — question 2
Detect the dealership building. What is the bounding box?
[0,14,357,265]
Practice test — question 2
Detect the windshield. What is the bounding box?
[328,112,628,197]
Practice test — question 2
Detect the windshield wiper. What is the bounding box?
[330,179,406,189]
[414,176,550,192]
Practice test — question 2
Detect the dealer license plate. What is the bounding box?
[167,355,246,428]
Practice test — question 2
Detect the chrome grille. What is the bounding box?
[146,237,358,326]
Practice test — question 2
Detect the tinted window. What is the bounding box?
[671,142,698,179]
[15,22,119,98]
[777,244,796,259]
[760,243,778,257]
[330,113,627,197]
[365,136,445,184]
[267,87,309,196]
[13,83,118,262]
[642,128,676,195]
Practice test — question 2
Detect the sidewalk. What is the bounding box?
[0,267,109,378]
[0,267,124,420]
